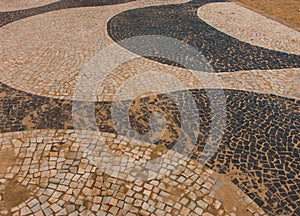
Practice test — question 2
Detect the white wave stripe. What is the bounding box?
[0,0,190,100]
[197,2,300,55]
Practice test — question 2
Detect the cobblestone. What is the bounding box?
[0,0,299,215]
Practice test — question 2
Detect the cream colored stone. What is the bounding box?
[197,2,300,55]
[0,129,264,215]
[0,0,189,100]
[0,0,59,12]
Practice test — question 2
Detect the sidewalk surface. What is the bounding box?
[0,0,299,215]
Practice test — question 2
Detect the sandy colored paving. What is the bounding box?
[198,2,300,55]
[0,0,299,215]
[233,0,300,30]
[0,130,266,215]
[0,0,59,12]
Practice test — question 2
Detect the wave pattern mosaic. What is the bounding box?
[0,0,299,215]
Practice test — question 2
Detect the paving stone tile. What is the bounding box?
[0,0,298,215]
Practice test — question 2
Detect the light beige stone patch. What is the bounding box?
[218,68,300,99]
[0,0,190,100]
[0,0,59,12]
[1,0,297,101]
[92,58,300,101]
[0,130,265,215]
[197,2,300,55]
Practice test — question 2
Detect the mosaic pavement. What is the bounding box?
[0,0,299,215]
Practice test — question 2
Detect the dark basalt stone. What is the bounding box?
[0,82,299,215]
[107,0,300,72]
[0,0,136,27]
[1,0,299,214]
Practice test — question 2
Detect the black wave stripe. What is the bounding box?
[107,0,300,72]
[0,0,135,28]
[0,82,299,215]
